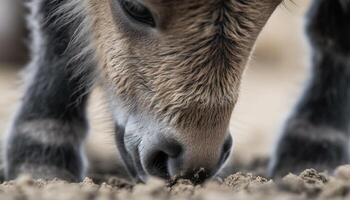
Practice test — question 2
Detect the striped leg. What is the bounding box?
[4,0,94,181]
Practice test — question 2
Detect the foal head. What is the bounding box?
[88,0,281,182]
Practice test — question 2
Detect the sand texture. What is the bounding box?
[1,165,350,200]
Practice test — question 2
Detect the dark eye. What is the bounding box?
[119,0,156,27]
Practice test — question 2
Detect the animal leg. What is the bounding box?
[4,0,95,181]
[269,0,350,177]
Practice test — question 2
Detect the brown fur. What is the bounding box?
[86,0,281,173]
[89,0,279,125]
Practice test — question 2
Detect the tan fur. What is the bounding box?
[85,0,281,170]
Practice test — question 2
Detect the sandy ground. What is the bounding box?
[2,165,350,200]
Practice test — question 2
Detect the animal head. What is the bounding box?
[87,0,282,182]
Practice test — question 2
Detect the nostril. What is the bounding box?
[223,136,233,154]
[144,139,183,179]
[146,151,169,179]
[221,136,233,164]
[163,139,183,158]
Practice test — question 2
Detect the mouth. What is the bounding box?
[115,124,147,183]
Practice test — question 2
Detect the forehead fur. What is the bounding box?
[87,0,280,129]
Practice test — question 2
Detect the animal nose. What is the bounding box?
[142,135,232,183]
[142,139,183,179]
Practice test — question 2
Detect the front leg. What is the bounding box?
[4,0,95,181]
[269,0,350,177]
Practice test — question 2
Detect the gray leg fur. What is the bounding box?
[270,0,350,177]
[4,0,95,181]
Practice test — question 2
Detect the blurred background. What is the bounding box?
[0,0,310,177]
